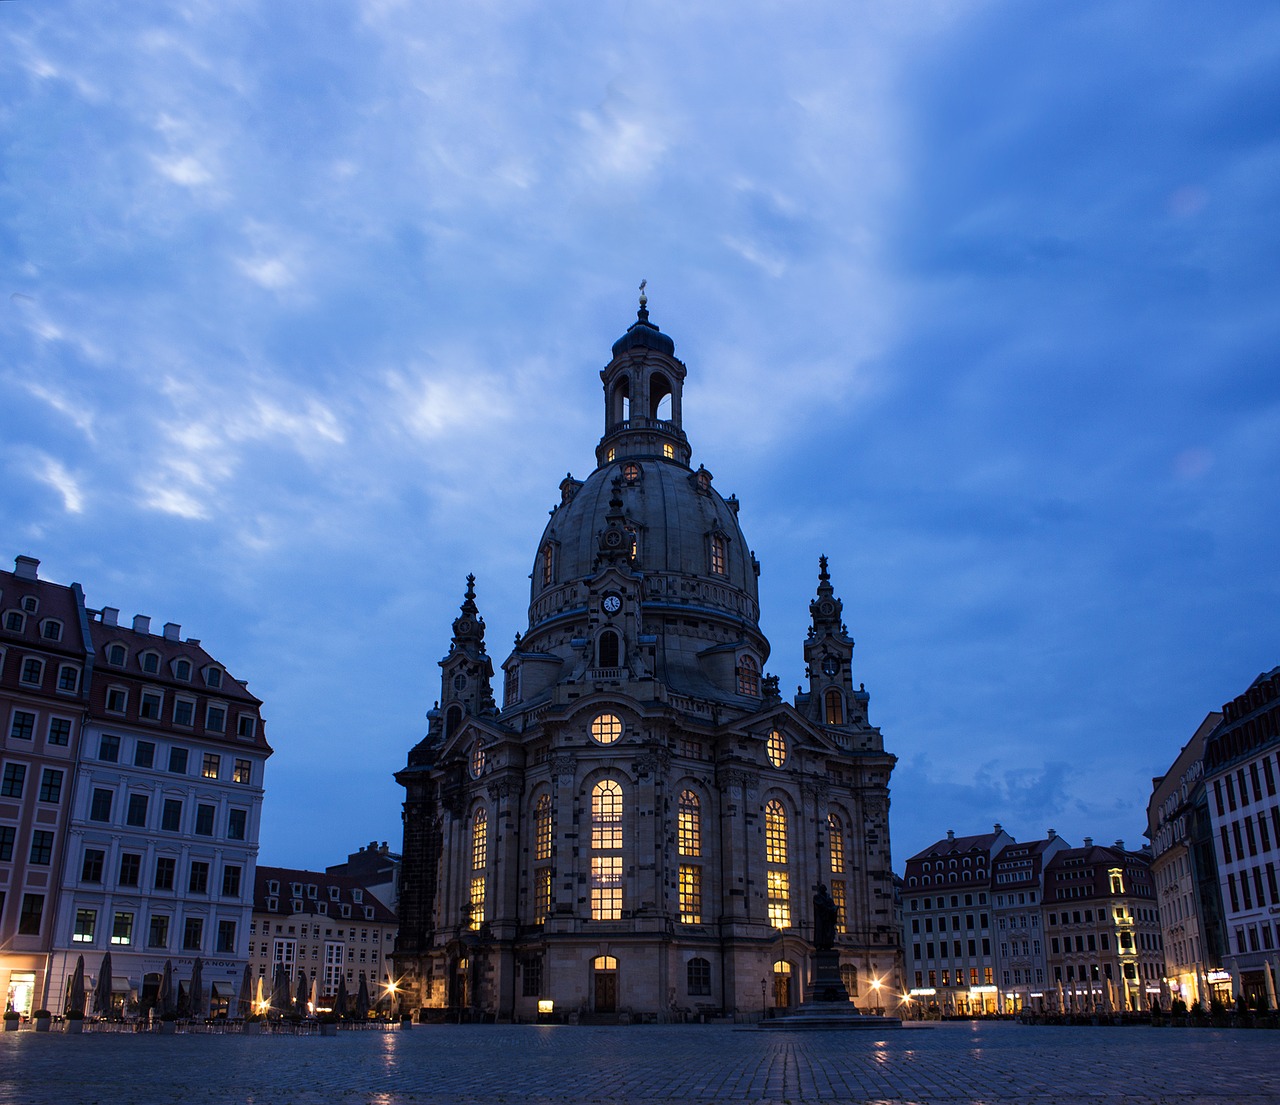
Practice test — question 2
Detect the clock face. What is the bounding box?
[602,594,622,615]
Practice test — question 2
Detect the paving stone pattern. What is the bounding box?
[1,1021,1275,1105]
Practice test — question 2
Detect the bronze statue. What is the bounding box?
[813,883,837,950]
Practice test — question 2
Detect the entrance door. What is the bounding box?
[772,960,792,1008]
[591,955,618,1013]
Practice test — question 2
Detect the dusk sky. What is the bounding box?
[3,2,1278,873]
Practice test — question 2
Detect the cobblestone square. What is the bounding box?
[1,1021,1276,1105]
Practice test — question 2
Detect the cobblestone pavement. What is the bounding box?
[1,1020,1276,1105]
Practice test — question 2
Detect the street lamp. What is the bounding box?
[761,977,767,1021]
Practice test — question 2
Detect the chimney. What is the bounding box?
[1084,836,1093,848]
[1114,839,1125,850]
[14,555,39,580]
[946,829,955,841]
[186,638,200,647]
[163,622,181,641]
[101,607,119,627]
[132,614,151,634]
[994,822,1003,833]
[1047,828,1056,840]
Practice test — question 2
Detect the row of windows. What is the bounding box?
[7,709,74,745]
[915,968,996,988]
[96,735,254,784]
[908,893,990,910]
[101,642,225,689]
[1,611,65,640]
[0,654,81,694]
[1219,806,1280,864]
[73,906,236,953]
[79,845,244,898]
[0,763,64,803]
[913,938,993,962]
[87,789,249,840]
[1225,862,1280,913]
[1213,757,1278,816]
[101,686,254,737]
[537,529,728,592]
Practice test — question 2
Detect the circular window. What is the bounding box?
[622,462,640,483]
[591,713,623,745]
[766,729,787,768]
[453,674,468,691]
[470,742,486,778]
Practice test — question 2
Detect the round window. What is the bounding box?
[453,674,468,691]
[591,713,623,745]
[766,729,787,768]
[622,462,640,483]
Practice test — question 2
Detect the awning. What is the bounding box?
[210,982,232,996]
[111,977,133,992]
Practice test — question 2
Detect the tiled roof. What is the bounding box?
[254,864,397,924]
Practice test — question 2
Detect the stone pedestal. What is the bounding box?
[809,950,849,1004]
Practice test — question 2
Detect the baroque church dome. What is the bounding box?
[515,295,768,708]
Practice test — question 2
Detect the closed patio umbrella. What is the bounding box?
[271,963,290,1017]
[67,955,87,1017]
[355,973,370,1021]
[237,965,253,1019]
[94,951,113,1018]
[1055,980,1064,1014]
[189,958,205,1019]
[295,971,308,1016]
[156,959,175,1017]
[332,975,348,1020]
[309,976,318,1014]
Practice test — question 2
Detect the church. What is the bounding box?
[393,296,901,1021]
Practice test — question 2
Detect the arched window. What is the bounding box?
[765,799,790,928]
[840,963,859,998]
[687,957,711,996]
[591,780,623,920]
[444,704,463,740]
[470,808,487,930]
[678,789,702,924]
[678,791,701,857]
[649,372,672,420]
[540,544,555,587]
[710,533,727,576]
[533,794,553,923]
[597,630,620,669]
[825,689,844,725]
[772,960,792,1008]
[736,655,759,697]
[470,741,485,778]
[828,814,845,875]
[611,376,630,424]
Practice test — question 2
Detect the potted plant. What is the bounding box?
[3,1010,20,1032]
[64,1009,84,1034]
[32,1010,52,1033]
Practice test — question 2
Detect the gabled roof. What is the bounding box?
[254,864,397,924]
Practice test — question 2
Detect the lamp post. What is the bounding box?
[760,977,767,1022]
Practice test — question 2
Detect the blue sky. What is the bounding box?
[3,2,1278,872]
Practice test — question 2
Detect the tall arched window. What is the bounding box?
[533,794,553,923]
[678,790,702,924]
[828,812,848,934]
[650,372,672,420]
[687,957,711,996]
[825,690,844,725]
[597,630,620,669]
[470,808,487,930]
[611,376,630,424]
[591,780,623,920]
[540,544,554,587]
[765,799,790,928]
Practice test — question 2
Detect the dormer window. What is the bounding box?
[3,611,23,632]
[292,899,302,912]
[266,897,278,911]
[57,664,79,693]
[237,715,256,740]
[735,655,759,697]
[291,882,303,897]
[307,884,318,899]
[317,902,328,915]
[107,643,126,666]
[174,658,192,681]
[340,904,352,918]
[352,889,363,904]
[139,690,163,720]
[140,651,160,675]
[20,657,44,686]
[364,906,375,920]
[40,619,63,641]
[709,533,726,576]
[22,596,38,614]
[540,544,555,588]
[206,666,223,689]
[329,886,340,901]
[267,880,280,894]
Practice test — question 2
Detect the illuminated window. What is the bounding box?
[591,713,623,745]
[592,780,622,849]
[622,462,640,483]
[111,911,134,945]
[606,448,616,462]
[828,814,845,874]
[736,655,760,696]
[469,875,486,929]
[591,779,623,920]
[73,908,96,943]
[591,857,622,920]
[825,690,844,725]
[766,729,786,768]
[202,753,220,779]
[772,960,791,1007]
[663,443,674,459]
[679,864,702,924]
[832,881,847,933]
[766,799,790,928]
[541,544,554,587]
[470,742,486,778]
[534,867,552,923]
[472,808,487,869]
[840,963,858,997]
[534,795,552,861]
[710,533,726,575]
[678,790,701,856]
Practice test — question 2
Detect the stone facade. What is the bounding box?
[394,302,900,1021]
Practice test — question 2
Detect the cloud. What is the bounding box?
[32,456,85,514]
